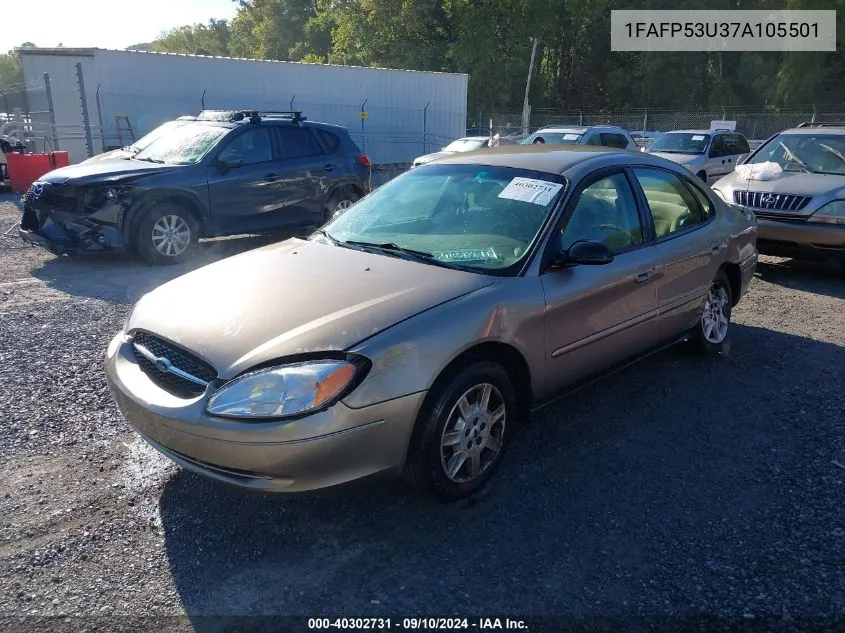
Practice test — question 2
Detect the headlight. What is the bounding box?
[105,187,118,202]
[809,200,845,224]
[206,359,362,419]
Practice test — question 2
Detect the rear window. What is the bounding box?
[318,130,341,153]
[279,127,323,158]
[599,133,629,148]
[724,134,750,154]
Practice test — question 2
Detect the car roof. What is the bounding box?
[455,136,491,141]
[781,126,845,135]
[535,125,630,134]
[431,144,674,175]
[664,129,744,135]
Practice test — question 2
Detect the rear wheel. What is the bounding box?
[403,361,517,502]
[324,188,360,221]
[688,270,733,354]
[135,202,198,265]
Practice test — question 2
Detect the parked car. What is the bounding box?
[646,129,751,182]
[105,145,757,501]
[19,110,371,264]
[412,136,515,168]
[521,125,638,151]
[80,115,197,164]
[712,122,845,276]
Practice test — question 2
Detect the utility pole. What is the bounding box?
[521,37,539,136]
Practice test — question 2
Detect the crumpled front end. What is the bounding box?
[19,181,127,254]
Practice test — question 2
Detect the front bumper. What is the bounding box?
[104,332,426,493]
[757,218,845,258]
[19,201,126,254]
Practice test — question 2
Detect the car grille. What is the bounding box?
[733,190,811,212]
[131,331,217,398]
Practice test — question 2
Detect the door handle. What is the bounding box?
[635,269,654,283]
[323,164,337,172]
[721,159,726,164]
[265,173,280,182]
[728,158,732,163]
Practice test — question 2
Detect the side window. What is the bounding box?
[633,168,707,238]
[687,181,715,217]
[317,130,341,153]
[709,134,725,157]
[599,133,628,149]
[279,127,323,159]
[723,134,740,155]
[584,133,603,146]
[561,172,644,253]
[734,134,751,154]
[217,127,273,165]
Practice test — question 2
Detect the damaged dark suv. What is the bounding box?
[19,110,371,264]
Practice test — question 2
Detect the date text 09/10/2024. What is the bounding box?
[308,618,528,630]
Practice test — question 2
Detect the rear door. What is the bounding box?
[630,167,718,340]
[206,125,284,234]
[274,125,331,228]
[541,169,661,393]
[706,134,732,177]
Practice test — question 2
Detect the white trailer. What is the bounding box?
[19,48,468,165]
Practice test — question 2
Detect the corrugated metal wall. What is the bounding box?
[22,49,468,165]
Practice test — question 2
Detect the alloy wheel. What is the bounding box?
[151,214,192,257]
[701,283,730,344]
[439,383,506,483]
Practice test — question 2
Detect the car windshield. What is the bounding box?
[648,132,710,154]
[521,132,583,145]
[443,138,488,152]
[750,133,845,175]
[319,164,567,274]
[133,122,229,165]
[127,120,187,153]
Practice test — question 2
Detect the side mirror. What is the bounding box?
[563,240,614,265]
[217,155,243,171]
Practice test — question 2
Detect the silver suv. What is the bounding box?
[646,130,751,183]
[521,125,637,150]
[712,122,845,276]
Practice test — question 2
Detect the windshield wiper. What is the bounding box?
[342,240,464,270]
[779,142,811,173]
[134,156,165,164]
[311,228,341,245]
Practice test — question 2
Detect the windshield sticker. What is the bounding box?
[691,135,705,141]
[498,177,564,206]
[562,134,581,141]
[433,247,499,263]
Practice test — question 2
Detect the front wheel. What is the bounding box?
[135,202,198,265]
[403,361,517,502]
[688,270,733,354]
[697,170,708,182]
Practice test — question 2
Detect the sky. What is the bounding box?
[1,0,239,54]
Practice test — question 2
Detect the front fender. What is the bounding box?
[342,277,548,409]
[122,187,210,240]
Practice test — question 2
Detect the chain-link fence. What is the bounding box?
[474,106,845,144]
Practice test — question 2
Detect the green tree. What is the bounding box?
[153,19,232,56]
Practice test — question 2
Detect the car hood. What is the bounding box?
[649,151,700,165]
[715,170,845,197]
[79,149,133,164]
[127,238,494,378]
[414,151,453,164]
[38,159,178,185]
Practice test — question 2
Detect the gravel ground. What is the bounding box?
[0,192,843,633]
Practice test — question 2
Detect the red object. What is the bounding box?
[356,154,371,169]
[6,151,70,193]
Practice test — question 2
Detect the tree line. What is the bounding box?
[3,0,844,114]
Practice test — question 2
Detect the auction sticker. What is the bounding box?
[498,177,564,206]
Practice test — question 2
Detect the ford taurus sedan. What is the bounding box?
[105,145,758,501]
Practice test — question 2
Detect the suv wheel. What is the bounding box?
[403,361,517,502]
[135,202,198,265]
[325,188,360,221]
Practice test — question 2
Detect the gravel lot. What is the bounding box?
[0,192,843,632]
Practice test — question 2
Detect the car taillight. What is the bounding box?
[356,155,371,169]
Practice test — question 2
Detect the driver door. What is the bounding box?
[541,169,661,393]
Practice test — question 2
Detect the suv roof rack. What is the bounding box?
[795,121,845,128]
[196,109,306,124]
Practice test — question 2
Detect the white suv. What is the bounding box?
[646,130,751,183]
[520,125,638,150]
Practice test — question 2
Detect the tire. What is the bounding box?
[688,270,733,354]
[324,187,360,222]
[403,361,518,502]
[134,202,199,265]
[697,171,708,183]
